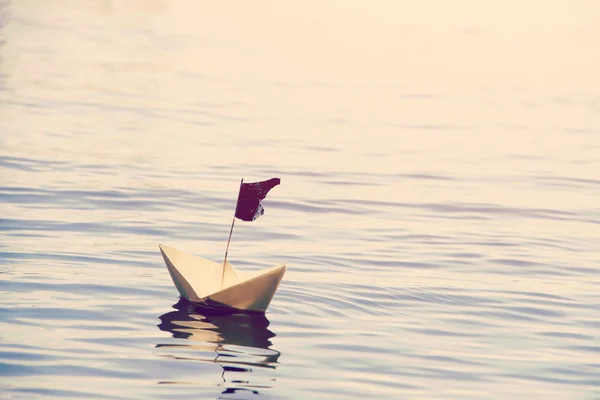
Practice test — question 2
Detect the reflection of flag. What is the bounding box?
[235,178,281,221]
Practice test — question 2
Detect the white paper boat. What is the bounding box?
[159,244,286,313]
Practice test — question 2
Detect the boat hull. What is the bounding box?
[159,244,285,313]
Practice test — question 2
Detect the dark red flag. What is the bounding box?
[235,178,281,221]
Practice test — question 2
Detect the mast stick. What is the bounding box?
[222,178,243,288]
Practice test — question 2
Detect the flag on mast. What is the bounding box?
[235,178,281,221]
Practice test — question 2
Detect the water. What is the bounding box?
[1,1,599,398]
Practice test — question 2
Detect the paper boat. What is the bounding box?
[159,244,286,313]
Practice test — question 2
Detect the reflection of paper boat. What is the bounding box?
[156,298,281,391]
[159,244,286,313]
[157,298,280,361]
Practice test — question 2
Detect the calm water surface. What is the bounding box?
[1,1,599,399]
